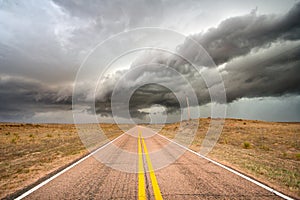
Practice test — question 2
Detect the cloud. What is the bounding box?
[178,2,300,65]
[0,0,83,84]
[0,75,72,121]
[93,65,187,120]
[222,40,300,102]
[52,0,164,31]
[0,0,299,122]
[92,3,300,119]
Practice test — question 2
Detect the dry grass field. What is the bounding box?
[158,118,300,199]
[0,119,299,199]
[0,123,124,199]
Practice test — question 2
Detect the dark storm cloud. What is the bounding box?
[93,66,189,119]
[93,3,300,119]
[0,76,72,121]
[179,2,300,65]
[222,41,300,102]
[128,84,181,117]
[1,0,300,122]
[94,84,180,118]
[0,0,165,121]
[94,63,206,119]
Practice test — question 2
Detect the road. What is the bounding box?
[19,126,285,200]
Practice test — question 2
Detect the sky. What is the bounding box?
[0,0,299,123]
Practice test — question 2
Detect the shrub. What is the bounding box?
[282,152,287,157]
[243,141,251,149]
[260,145,270,151]
[46,133,52,138]
[11,138,17,144]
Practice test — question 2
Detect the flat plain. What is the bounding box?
[158,119,300,199]
[0,119,299,199]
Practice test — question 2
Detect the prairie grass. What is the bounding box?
[1,120,299,199]
[0,123,124,199]
[158,118,300,199]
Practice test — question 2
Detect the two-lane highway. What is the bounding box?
[17,126,286,199]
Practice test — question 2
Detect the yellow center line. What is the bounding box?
[138,131,146,200]
[141,136,163,200]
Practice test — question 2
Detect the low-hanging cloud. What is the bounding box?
[1,1,300,122]
[0,75,72,121]
[94,3,300,119]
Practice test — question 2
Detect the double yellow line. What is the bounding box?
[138,130,163,200]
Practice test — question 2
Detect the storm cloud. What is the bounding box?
[93,2,300,119]
[184,2,300,65]
[0,0,299,122]
[0,75,72,121]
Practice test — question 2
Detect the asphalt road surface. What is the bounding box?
[19,126,285,200]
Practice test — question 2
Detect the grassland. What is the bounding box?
[0,119,299,199]
[0,123,124,199]
[158,118,300,199]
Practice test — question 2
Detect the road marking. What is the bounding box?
[15,133,126,200]
[138,132,147,200]
[15,126,291,200]
[141,137,163,200]
[156,133,294,200]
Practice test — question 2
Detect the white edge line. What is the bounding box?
[156,133,294,200]
[15,133,126,200]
